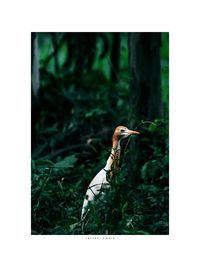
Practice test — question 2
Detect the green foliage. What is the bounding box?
[32,33,169,235]
[32,120,168,235]
[54,155,77,168]
[85,108,107,118]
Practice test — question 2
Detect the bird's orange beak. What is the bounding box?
[128,130,140,135]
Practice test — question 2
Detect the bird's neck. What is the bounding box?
[104,138,121,172]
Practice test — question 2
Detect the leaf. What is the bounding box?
[57,181,64,192]
[148,123,157,132]
[69,222,79,232]
[33,159,54,169]
[138,184,160,193]
[141,162,148,179]
[85,108,106,118]
[159,175,165,180]
[54,154,77,169]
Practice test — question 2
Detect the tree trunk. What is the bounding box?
[31,33,40,97]
[31,33,40,151]
[51,33,60,75]
[129,32,162,122]
[110,32,120,83]
[128,32,162,186]
[110,33,120,109]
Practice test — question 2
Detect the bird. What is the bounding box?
[81,125,140,225]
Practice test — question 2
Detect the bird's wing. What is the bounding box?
[81,169,110,220]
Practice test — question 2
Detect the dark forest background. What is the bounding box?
[31,32,169,235]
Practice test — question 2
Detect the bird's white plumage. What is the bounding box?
[81,168,109,220]
[81,140,120,220]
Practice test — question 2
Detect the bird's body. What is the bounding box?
[81,126,140,222]
[81,169,109,220]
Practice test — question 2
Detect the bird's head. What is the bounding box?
[112,126,140,141]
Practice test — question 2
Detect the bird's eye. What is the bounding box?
[120,129,125,133]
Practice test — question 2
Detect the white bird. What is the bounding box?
[81,125,140,223]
